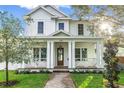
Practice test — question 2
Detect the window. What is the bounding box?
[33,48,39,61]
[38,22,44,34]
[75,48,80,61]
[82,48,87,61]
[59,23,64,30]
[75,48,87,61]
[41,48,47,61]
[78,24,84,35]
[33,48,47,61]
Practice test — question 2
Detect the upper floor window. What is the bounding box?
[38,22,44,34]
[58,23,64,30]
[78,24,84,35]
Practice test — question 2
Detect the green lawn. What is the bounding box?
[0,70,50,88]
[118,71,124,86]
[71,73,103,88]
[71,71,124,88]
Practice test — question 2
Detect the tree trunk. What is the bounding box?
[5,37,9,86]
[109,81,114,88]
[5,58,9,85]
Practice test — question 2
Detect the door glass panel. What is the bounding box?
[58,48,63,61]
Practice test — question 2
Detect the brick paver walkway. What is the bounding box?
[44,72,75,88]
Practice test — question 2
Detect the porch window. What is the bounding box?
[82,48,87,61]
[33,48,39,61]
[75,48,80,61]
[58,23,64,30]
[78,24,84,35]
[75,48,87,61]
[41,48,47,61]
[33,48,47,61]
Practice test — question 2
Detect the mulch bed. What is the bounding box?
[0,80,19,87]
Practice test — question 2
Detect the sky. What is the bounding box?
[0,5,73,28]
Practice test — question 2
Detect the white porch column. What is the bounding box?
[50,41,54,68]
[72,41,75,68]
[47,41,51,68]
[96,41,102,67]
[68,41,72,68]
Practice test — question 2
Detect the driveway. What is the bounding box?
[44,72,75,88]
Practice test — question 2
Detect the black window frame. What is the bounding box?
[78,24,84,35]
[58,23,64,30]
[40,48,47,61]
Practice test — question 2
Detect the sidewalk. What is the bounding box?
[44,72,75,88]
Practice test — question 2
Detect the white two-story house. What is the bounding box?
[0,5,104,71]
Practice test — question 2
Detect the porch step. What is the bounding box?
[53,69,69,72]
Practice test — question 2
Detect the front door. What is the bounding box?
[57,48,64,66]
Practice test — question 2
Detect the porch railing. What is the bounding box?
[75,58,96,62]
[21,58,47,68]
[33,58,47,62]
[75,58,97,68]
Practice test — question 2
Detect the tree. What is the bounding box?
[0,11,31,86]
[103,38,120,88]
[71,5,91,20]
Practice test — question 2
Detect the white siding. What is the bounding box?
[70,21,91,36]
[44,6,65,17]
[56,20,69,32]
[25,8,56,36]
[25,7,92,37]
[117,47,124,56]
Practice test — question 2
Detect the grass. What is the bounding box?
[71,71,124,88]
[0,70,50,88]
[118,71,124,86]
[71,73,103,88]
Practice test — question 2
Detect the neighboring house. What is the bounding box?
[0,5,104,71]
[117,46,124,70]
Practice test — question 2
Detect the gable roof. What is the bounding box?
[49,31,72,36]
[26,6,56,16]
[25,5,71,19]
[43,5,70,17]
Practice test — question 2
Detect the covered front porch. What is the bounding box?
[21,37,104,72]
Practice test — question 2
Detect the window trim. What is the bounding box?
[75,48,87,61]
[33,48,47,62]
[38,21,44,34]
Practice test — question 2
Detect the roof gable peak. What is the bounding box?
[49,31,72,36]
[26,5,55,16]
